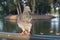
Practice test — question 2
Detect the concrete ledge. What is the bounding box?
[0,32,60,40]
[5,15,55,23]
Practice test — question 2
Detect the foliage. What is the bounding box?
[0,4,5,15]
[0,5,4,12]
[6,0,51,15]
[7,0,16,11]
[35,0,51,15]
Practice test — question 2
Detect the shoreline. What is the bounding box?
[5,15,55,23]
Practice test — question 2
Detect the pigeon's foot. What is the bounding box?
[27,32,31,36]
[20,32,24,36]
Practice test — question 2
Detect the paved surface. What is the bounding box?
[0,32,60,40]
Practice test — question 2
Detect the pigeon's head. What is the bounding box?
[23,6,31,14]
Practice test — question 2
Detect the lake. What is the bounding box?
[0,14,60,40]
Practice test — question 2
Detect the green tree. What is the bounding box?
[0,5,4,15]
[6,0,17,14]
[35,0,51,15]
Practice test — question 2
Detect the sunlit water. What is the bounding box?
[0,14,60,40]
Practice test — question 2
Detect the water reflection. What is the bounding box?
[33,20,51,35]
[51,17,59,35]
[0,19,3,32]
[32,14,60,36]
[0,19,8,40]
[0,15,60,40]
[3,20,16,32]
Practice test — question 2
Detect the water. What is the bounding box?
[0,14,60,40]
[0,16,17,40]
[33,18,60,35]
[33,14,60,36]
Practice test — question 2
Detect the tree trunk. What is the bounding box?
[32,0,35,14]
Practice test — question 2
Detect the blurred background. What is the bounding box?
[0,0,60,40]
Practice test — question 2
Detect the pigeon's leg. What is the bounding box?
[18,23,25,36]
[19,28,25,36]
[26,23,32,35]
[20,32,24,36]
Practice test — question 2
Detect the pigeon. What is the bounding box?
[17,6,32,35]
